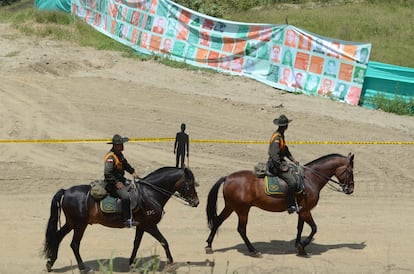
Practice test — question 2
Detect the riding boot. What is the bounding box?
[121,199,136,227]
[286,185,299,214]
[136,182,143,210]
[121,199,131,220]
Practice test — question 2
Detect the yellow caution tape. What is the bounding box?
[0,138,412,145]
[287,141,414,145]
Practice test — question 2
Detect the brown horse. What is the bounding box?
[205,153,354,256]
[43,167,199,273]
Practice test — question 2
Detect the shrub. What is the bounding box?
[374,93,414,116]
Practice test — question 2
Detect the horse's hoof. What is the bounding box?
[46,261,52,272]
[249,251,262,258]
[205,247,213,254]
[296,243,307,256]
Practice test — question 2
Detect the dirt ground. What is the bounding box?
[0,23,413,274]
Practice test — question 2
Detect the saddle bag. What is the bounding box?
[254,162,267,178]
[90,180,107,200]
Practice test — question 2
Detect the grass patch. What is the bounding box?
[374,93,414,116]
[0,5,139,57]
[97,249,161,273]
[0,2,214,67]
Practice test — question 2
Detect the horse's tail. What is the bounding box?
[43,188,65,259]
[206,176,226,230]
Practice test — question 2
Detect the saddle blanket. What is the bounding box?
[100,196,119,213]
[99,182,142,214]
[264,176,304,195]
[99,196,142,214]
[264,176,284,195]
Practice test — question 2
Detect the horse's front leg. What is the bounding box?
[295,216,307,256]
[146,225,173,264]
[129,226,145,266]
[296,210,317,256]
[295,216,304,246]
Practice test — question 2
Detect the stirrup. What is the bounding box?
[124,219,138,228]
[287,205,302,214]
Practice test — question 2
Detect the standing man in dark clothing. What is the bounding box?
[104,134,140,227]
[267,115,301,214]
[174,123,189,168]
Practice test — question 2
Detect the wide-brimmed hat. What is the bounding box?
[108,134,129,144]
[273,114,292,126]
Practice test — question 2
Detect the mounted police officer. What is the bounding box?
[267,115,301,214]
[104,134,140,227]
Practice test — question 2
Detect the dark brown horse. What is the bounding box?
[205,153,354,256]
[43,167,199,273]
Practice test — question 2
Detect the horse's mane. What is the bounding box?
[304,153,345,166]
[143,166,179,180]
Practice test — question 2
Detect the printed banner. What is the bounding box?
[72,0,372,105]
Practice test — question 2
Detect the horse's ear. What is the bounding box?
[183,167,189,176]
[184,167,195,180]
[349,153,354,164]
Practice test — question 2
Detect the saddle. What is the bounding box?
[254,162,305,195]
[89,180,142,214]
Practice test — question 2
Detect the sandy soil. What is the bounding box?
[0,23,413,274]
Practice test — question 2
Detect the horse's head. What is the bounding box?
[335,153,355,195]
[175,168,199,207]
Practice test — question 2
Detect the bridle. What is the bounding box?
[174,175,196,205]
[137,171,195,205]
[303,159,353,193]
[334,163,353,193]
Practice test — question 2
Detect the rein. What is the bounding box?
[137,179,190,206]
[302,165,346,192]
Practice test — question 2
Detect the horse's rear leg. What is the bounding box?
[236,210,261,257]
[129,227,145,266]
[146,225,173,264]
[205,206,233,253]
[46,224,72,272]
[70,224,88,272]
[296,211,317,256]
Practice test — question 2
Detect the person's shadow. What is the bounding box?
[213,239,366,257]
